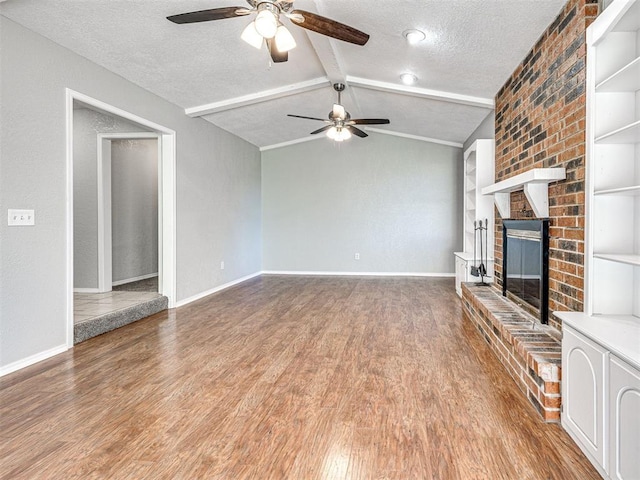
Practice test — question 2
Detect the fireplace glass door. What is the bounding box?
[502,219,549,323]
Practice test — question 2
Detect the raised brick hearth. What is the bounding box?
[462,283,561,422]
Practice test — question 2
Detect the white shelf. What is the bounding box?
[481,168,566,194]
[596,119,640,144]
[612,0,640,32]
[595,185,640,196]
[481,167,566,218]
[596,56,640,92]
[593,253,640,267]
[556,311,640,370]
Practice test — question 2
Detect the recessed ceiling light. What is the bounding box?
[403,29,426,45]
[400,73,417,85]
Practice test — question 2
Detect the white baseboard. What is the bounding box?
[112,272,158,287]
[0,344,68,377]
[175,272,262,308]
[261,270,455,277]
[73,287,101,293]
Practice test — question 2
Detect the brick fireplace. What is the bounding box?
[462,0,599,421]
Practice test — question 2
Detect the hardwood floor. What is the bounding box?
[0,276,599,479]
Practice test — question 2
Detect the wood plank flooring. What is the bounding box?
[0,276,599,479]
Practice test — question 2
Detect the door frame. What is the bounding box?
[66,89,177,348]
[97,132,160,293]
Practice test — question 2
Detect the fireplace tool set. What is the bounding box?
[471,219,489,285]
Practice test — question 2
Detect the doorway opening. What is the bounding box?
[66,89,176,346]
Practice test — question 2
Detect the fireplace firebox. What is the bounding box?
[502,219,550,324]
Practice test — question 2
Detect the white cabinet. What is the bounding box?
[454,251,493,297]
[563,327,607,470]
[560,316,640,480]
[454,139,495,297]
[609,356,640,480]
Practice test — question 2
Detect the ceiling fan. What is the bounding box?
[288,83,390,141]
[167,0,370,63]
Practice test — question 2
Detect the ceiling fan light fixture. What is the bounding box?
[400,72,418,85]
[275,24,296,52]
[327,126,351,142]
[241,21,263,49]
[254,9,278,38]
[403,29,426,45]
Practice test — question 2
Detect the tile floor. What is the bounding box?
[74,291,162,325]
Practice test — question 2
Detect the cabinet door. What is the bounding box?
[455,256,466,297]
[562,327,607,468]
[609,355,640,480]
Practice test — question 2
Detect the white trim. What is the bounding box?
[160,132,177,307]
[0,344,68,377]
[65,90,75,349]
[73,288,102,293]
[112,272,158,287]
[185,77,329,117]
[260,135,326,151]
[72,91,175,133]
[365,128,464,148]
[97,132,159,293]
[261,271,455,277]
[66,89,177,352]
[345,75,495,109]
[97,137,111,292]
[175,272,262,308]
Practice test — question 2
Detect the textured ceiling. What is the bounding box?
[0,0,566,148]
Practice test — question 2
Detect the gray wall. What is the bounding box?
[111,138,158,283]
[73,108,151,288]
[262,133,463,274]
[463,110,495,152]
[0,17,261,369]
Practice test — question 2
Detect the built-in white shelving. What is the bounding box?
[595,119,640,143]
[593,253,640,267]
[556,1,640,478]
[595,185,640,196]
[596,56,640,91]
[454,139,495,296]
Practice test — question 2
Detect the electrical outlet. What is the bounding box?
[8,209,35,226]
[220,261,225,270]
[354,253,360,260]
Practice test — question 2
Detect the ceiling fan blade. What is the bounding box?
[289,9,369,46]
[349,118,390,125]
[287,114,327,121]
[310,125,333,135]
[266,38,288,63]
[167,7,250,24]
[347,126,368,138]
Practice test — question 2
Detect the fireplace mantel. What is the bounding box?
[481,168,566,218]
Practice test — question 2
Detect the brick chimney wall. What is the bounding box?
[493,0,599,330]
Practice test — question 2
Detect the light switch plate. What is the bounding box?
[8,209,35,226]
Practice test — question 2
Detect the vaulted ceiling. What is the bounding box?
[0,0,567,149]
